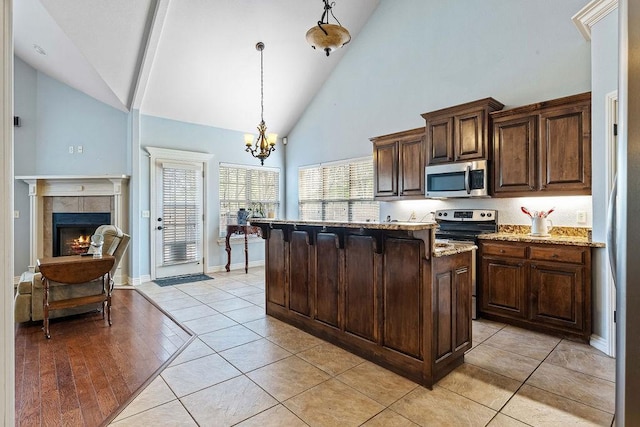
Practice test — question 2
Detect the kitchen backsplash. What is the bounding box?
[380,195,593,228]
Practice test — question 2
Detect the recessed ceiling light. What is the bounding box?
[32,44,46,55]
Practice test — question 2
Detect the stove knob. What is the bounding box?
[437,212,443,217]
[480,212,486,217]
[443,212,448,217]
[487,212,492,217]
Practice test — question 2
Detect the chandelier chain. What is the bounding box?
[260,44,264,123]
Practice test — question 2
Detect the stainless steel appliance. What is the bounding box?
[425,160,489,198]
[435,209,498,319]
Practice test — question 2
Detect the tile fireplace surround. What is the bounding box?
[16,175,130,285]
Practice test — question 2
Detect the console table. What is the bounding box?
[37,255,115,339]
[225,225,262,273]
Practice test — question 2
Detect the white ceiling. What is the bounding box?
[13,0,381,136]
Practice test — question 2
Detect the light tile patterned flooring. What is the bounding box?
[110,267,616,427]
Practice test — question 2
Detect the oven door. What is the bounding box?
[425,160,489,198]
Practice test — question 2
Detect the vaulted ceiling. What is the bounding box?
[14,0,380,136]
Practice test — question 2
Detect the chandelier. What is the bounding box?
[245,42,277,165]
[306,0,351,57]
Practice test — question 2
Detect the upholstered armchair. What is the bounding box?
[14,225,130,323]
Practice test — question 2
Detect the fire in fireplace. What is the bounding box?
[52,212,111,256]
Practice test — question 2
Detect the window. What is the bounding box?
[299,157,379,222]
[219,163,280,236]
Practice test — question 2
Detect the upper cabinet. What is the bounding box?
[371,128,425,200]
[421,98,504,165]
[491,92,591,197]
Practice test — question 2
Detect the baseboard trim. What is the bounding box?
[130,275,151,286]
[589,333,612,357]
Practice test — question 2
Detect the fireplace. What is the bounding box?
[52,212,111,256]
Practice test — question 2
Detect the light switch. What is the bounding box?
[68,146,74,154]
[77,145,83,153]
[14,210,19,219]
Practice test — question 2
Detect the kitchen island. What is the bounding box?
[250,219,475,388]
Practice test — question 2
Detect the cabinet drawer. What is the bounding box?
[529,246,586,264]
[481,243,526,258]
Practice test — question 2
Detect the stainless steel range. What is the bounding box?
[435,209,498,319]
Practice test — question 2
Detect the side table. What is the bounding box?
[225,225,262,273]
[37,255,115,339]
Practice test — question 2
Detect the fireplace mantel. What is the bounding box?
[16,175,130,283]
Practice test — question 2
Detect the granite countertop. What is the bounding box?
[433,242,477,257]
[249,219,437,231]
[478,232,605,248]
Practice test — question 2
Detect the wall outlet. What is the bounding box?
[576,210,587,224]
[77,145,83,153]
[142,210,150,218]
[13,210,19,219]
[68,145,74,154]
[408,211,417,222]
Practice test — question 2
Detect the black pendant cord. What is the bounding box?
[260,44,264,124]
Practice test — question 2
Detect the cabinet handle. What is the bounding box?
[531,265,537,269]
[500,249,505,253]
[552,254,559,258]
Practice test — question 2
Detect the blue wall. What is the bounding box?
[284,0,592,218]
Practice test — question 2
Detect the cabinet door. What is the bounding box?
[480,256,527,319]
[530,261,585,332]
[455,109,485,161]
[373,140,398,197]
[399,135,425,196]
[493,115,537,195]
[426,115,454,165]
[539,102,591,194]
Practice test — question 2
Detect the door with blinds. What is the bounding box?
[154,161,204,279]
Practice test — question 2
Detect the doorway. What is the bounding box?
[147,147,213,279]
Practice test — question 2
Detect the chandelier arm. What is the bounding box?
[329,2,343,27]
[317,21,329,36]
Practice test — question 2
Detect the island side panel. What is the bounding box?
[432,251,473,380]
[383,237,423,360]
[266,228,286,307]
[290,230,312,317]
[315,233,340,328]
[344,234,378,343]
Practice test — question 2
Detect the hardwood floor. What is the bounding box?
[14,289,194,427]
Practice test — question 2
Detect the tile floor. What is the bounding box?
[109,267,616,427]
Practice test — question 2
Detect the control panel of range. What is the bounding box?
[435,209,497,222]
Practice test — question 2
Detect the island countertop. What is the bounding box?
[249,218,437,231]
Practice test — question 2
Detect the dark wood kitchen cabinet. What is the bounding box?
[479,240,592,342]
[421,98,504,165]
[371,127,425,200]
[491,92,591,196]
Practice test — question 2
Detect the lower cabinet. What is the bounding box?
[479,241,591,342]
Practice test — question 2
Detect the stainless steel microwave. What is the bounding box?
[425,160,489,198]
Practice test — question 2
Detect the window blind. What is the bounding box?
[219,164,280,236]
[299,157,379,222]
[162,166,201,265]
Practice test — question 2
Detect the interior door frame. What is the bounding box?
[146,147,214,280]
[605,90,618,357]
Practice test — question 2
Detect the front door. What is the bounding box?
[154,160,204,279]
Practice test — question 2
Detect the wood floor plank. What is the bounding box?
[14,289,192,427]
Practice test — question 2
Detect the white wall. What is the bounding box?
[285,0,592,219]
